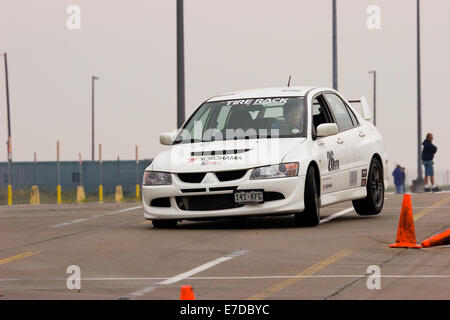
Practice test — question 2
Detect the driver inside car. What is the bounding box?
[272,99,304,135]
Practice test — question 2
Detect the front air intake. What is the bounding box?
[177,173,206,183]
[214,170,248,182]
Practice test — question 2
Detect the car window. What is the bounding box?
[216,105,232,130]
[346,105,359,126]
[183,106,212,140]
[264,107,283,118]
[312,95,334,133]
[324,93,354,131]
[173,97,307,144]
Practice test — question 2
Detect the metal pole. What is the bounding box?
[91,76,99,161]
[177,0,185,128]
[416,0,423,182]
[2,53,12,189]
[332,0,338,90]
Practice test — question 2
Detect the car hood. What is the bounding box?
[150,138,306,173]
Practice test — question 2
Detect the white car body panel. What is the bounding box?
[143,86,388,221]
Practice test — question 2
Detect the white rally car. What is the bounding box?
[143,86,388,228]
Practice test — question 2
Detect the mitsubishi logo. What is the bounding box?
[201,173,215,185]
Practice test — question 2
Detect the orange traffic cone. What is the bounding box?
[389,194,421,248]
[180,285,195,300]
[421,229,450,248]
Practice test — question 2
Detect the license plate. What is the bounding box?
[234,190,264,203]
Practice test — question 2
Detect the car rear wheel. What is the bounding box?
[352,157,384,216]
[295,166,320,227]
[152,219,178,229]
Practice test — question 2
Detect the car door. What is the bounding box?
[310,94,348,194]
[323,93,361,190]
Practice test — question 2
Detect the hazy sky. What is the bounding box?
[0,0,449,184]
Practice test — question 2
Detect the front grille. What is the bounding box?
[215,169,248,182]
[176,194,244,211]
[177,172,206,183]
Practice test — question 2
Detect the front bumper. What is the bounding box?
[142,171,305,220]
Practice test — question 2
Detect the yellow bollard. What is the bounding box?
[57,185,61,204]
[115,185,124,202]
[76,186,86,203]
[7,185,12,206]
[30,185,40,204]
[98,185,103,203]
[135,184,140,201]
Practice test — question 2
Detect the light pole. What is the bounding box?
[413,0,424,192]
[368,70,376,126]
[177,0,185,128]
[91,76,99,161]
[1,53,12,205]
[332,0,338,90]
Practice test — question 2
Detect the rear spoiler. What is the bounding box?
[348,96,372,122]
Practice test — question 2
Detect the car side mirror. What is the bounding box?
[160,132,174,145]
[316,123,339,137]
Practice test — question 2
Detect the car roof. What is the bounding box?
[206,86,318,102]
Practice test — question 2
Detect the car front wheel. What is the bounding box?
[295,166,320,227]
[352,157,384,216]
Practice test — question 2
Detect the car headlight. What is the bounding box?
[250,162,299,180]
[143,171,172,186]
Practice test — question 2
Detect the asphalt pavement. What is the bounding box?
[0,192,449,300]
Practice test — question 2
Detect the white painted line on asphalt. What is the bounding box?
[120,249,247,300]
[319,207,354,224]
[50,206,142,228]
[2,274,449,282]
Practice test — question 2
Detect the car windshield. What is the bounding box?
[173,96,306,144]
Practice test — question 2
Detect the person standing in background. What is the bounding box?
[422,133,441,192]
[392,164,405,194]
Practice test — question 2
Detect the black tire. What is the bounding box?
[352,157,384,216]
[295,166,320,227]
[152,219,178,229]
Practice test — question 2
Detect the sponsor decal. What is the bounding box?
[225,97,289,106]
[361,178,367,186]
[350,170,357,186]
[362,169,368,178]
[201,160,221,166]
[323,183,333,190]
[327,150,340,171]
[187,155,243,164]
